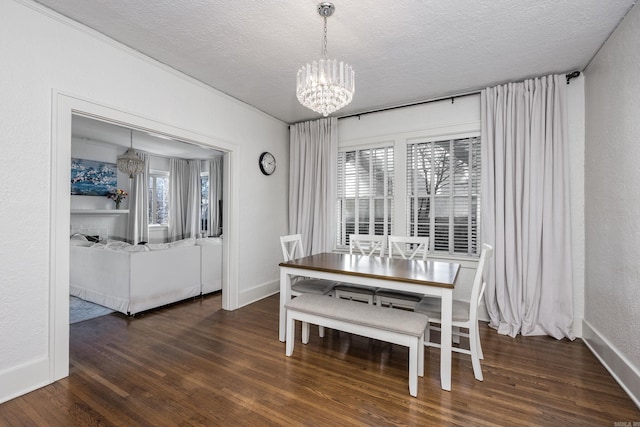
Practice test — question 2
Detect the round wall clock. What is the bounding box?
[259,151,276,175]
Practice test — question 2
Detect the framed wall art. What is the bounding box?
[70,158,117,196]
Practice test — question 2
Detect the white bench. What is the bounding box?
[285,293,430,397]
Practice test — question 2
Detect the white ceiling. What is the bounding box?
[37,0,636,124]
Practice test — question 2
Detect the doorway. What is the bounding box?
[51,93,240,382]
[69,114,224,319]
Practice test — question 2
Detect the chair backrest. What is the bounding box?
[388,235,429,261]
[349,234,386,257]
[468,243,494,321]
[280,234,305,261]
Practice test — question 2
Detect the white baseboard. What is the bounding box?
[582,320,640,409]
[238,280,279,309]
[572,316,583,338]
[0,357,50,404]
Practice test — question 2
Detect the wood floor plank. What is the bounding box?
[0,293,638,426]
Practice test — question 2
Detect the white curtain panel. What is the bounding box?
[289,117,337,255]
[481,74,574,340]
[126,151,149,244]
[207,157,223,236]
[168,158,200,241]
[184,160,201,238]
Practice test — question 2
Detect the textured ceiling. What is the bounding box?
[35,0,636,124]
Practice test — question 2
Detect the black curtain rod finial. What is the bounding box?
[566,71,581,84]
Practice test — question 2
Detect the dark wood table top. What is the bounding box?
[280,252,460,288]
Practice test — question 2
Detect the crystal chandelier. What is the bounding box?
[296,2,355,117]
[117,129,145,179]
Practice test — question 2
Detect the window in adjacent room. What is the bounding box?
[200,173,209,234]
[149,172,169,225]
[336,145,394,249]
[406,136,481,256]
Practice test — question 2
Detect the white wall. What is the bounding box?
[70,137,131,240]
[337,86,586,336]
[0,0,288,403]
[583,2,640,407]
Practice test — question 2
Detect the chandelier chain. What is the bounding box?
[322,16,328,59]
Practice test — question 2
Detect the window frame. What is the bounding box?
[335,142,394,250]
[336,128,481,259]
[406,135,481,257]
[199,172,209,235]
[148,170,170,227]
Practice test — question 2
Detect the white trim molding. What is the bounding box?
[48,91,241,391]
[0,358,50,405]
[582,320,640,409]
[239,280,279,309]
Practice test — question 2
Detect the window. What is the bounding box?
[200,173,209,234]
[336,146,394,249]
[406,137,480,256]
[149,173,169,225]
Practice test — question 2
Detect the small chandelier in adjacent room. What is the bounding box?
[296,2,355,117]
[117,129,145,179]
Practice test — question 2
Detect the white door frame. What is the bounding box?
[50,91,240,381]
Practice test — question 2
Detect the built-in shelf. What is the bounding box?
[71,209,129,215]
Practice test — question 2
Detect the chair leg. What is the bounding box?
[468,322,483,381]
[453,326,461,344]
[476,326,484,360]
[424,323,431,346]
[418,334,425,377]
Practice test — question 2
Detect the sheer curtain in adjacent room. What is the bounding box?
[127,151,149,244]
[207,157,223,237]
[168,158,200,241]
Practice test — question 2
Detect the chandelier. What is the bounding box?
[296,2,355,117]
[117,129,145,179]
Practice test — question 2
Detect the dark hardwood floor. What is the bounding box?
[1,293,638,426]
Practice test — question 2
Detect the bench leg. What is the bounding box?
[286,313,296,357]
[408,340,418,397]
[302,321,310,344]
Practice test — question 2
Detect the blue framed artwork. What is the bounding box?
[70,158,117,196]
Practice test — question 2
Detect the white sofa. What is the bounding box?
[198,237,223,294]
[70,237,222,315]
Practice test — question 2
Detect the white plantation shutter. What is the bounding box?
[336,145,394,249]
[407,136,480,256]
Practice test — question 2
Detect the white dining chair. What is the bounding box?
[414,243,493,381]
[333,234,386,304]
[280,234,338,338]
[375,235,430,310]
[280,234,337,296]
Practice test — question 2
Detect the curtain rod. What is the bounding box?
[337,71,581,121]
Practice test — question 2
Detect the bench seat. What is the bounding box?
[285,294,429,397]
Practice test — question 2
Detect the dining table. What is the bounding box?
[279,252,460,391]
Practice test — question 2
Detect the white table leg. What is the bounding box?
[279,268,291,342]
[440,289,452,391]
